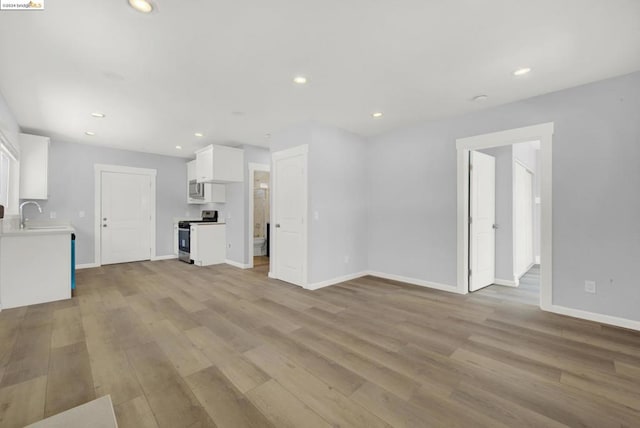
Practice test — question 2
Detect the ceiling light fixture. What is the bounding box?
[85,131,95,136]
[293,76,308,84]
[175,145,182,150]
[91,112,105,118]
[128,0,153,13]
[513,67,532,76]
[372,112,383,118]
[472,95,489,102]
[194,132,204,137]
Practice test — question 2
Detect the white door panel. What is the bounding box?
[101,172,152,265]
[469,151,496,291]
[273,149,307,286]
[515,162,534,277]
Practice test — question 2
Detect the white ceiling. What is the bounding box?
[1,0,639,158]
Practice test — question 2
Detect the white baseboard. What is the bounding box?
[268,271,276,279]
[225,259,251,269]
[543,303,640,332]
[366,271,462,294]
[76,263,99,270]
[493,278,519,287]
[305,271,368,291]
[151,255,178,261]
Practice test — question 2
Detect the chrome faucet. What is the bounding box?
[19,201,42,229]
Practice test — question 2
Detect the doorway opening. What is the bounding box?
[469,141,541,305]
[456,123,553,311]
[248,163,270,273]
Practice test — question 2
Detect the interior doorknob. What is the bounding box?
[275,224,281,228]
[492,224,498,229]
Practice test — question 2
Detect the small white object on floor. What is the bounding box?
[26,395,118,428]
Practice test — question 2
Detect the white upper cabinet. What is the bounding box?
[187,160,226,204]
[19,133,49,200]
[195,145,244,183]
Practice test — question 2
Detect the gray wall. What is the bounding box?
[270,122,369,284]
[224,144,270,265]
[20,139,205,265]
[368,71,640,321]
[478,146,513,282]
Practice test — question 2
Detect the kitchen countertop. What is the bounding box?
[0,220,75,237]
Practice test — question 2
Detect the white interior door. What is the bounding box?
[273,147,307,286]
[101,171,152,265]
[469,151,496,291]
[514,162,534,277]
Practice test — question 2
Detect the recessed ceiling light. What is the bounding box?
[175,145,182,150]
[472,95,489,102]
[372,112,383,118]
[91,112,105,118]
[513,67,532,76]
[194,132,204,137]
[293,76,308,85]
[85,131,95,136]
[128,0,153,13]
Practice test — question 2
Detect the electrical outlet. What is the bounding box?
[344,255,350,264]
[49,211,56,219]
[585,280,596,294]
[314,211,319,220]
[79,211,85,218]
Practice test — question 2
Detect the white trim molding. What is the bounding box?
[76,263,100,270]
[493,278,519,287]
[456,123,554,309]
[305,272,368,291]
[544,304,640,332]
[367,271,462,294]
[94,164,157,267]
[225,259,251,269]
[151,255,177,261]
[247,162,271,269]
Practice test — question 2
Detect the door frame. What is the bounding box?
[94,164,157,267]
[513,159,536,280]
[270,144,308,287]
[247,162,270,269]
[456,122,553,311]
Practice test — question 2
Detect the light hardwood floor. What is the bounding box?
[1,260,640,427]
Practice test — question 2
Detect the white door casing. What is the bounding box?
[514,161,535,277]
[469,151,496,291]
[94,165,157,266]
[271,145,308,287]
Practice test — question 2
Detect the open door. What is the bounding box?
[469,151,496,291]
[272,146,308,287]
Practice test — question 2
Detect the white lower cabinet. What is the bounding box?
[190,224,226,266]
[0,232,71,309]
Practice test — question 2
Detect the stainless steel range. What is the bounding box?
[178,210,218,263]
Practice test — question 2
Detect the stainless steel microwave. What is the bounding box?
[189,180,205,199]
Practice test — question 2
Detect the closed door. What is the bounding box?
[469,151,496,291]
[514,162,534,277]
[273,147,307,286]
[101,171,152,265]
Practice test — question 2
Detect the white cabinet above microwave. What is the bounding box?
[194,145,244,183]
[187,160,225,204]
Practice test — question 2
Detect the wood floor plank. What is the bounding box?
[185,365,273,427]
[0,375,47,428]
[246,379,331,428]
[44,342,95,417]
[114,396,160,428]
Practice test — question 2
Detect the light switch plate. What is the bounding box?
[50,211,56,219]
[79,211,85,218]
